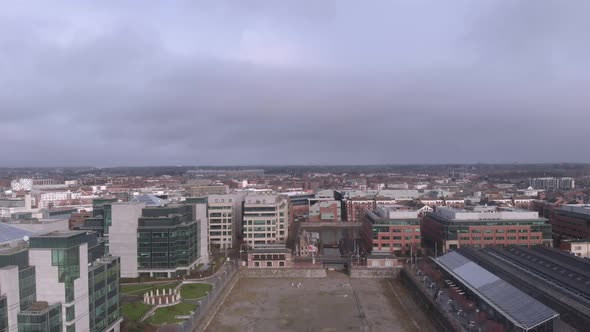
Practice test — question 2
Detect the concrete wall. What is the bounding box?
[242,268,326,278]
[109,202,145,278]
[349,267,400,278]
[0,266,20,332]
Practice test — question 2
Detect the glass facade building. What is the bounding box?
[88,257,120,332]
[17,302,62,332]
[0,296,7,332]
[137,205,199,276]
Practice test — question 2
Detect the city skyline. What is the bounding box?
[2,1,589,166]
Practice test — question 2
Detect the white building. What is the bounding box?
[206,194,242,250]
[242,195,288,247]
[530,177,575,190]
[108,202,145,278]
[10,179,33,191]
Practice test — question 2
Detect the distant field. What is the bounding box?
[206,272,435,332]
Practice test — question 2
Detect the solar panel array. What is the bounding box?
[0,222,33,244]
[436,251,559,330]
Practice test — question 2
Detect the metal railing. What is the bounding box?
[156,260,239,332]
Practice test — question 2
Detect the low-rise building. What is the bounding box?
[247,245,292,268]
[422,206,552,253]
[361,206,421,256]
[560,239,590,258]
[366,252,400,268]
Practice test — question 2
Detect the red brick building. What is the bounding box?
[346,198,376,222]
[549,204,590,240]
[421,206,552,254]
[361,206,421,256]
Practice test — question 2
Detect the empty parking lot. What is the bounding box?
[206,271,435,332]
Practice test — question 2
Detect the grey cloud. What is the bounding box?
[0,1,589,166]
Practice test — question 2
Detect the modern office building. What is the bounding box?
[77,198,209,278]
[361,206,421,256]
[550,204,590,240]
[0,230,122,332]
[77,198,118,237]
[529,177,575,190]
[206,195,242,250]
[108,202,208,278]
[242,195,288,247]
[284,192,314,224]
[421,206,552,253]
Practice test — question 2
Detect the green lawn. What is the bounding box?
[121,283,178,295]
[145,303,196,325]
[121,302,152,322]
[179,283,213,299]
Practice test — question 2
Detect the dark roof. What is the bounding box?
[434,251,559,330]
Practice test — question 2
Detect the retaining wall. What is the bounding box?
[349,267,401,278]
[400,268,462,332]
[242,268,327,278]
[195,270,242,332]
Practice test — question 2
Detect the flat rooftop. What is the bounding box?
[433,206,541,221]
[32,230,88,238]
[557,204,590,216]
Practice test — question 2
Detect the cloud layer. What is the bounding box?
[1,1,589,166]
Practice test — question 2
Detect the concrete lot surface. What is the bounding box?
[206,271,435,332]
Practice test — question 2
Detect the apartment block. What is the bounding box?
[530,177,575,190]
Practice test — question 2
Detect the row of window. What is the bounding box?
[470,229,529,234]
[459,236,540,241]
[378,236,420,241]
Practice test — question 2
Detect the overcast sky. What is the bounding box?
[1,1,589,166]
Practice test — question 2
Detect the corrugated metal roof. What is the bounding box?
[0,222,33,244]
[435,251,559,330]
